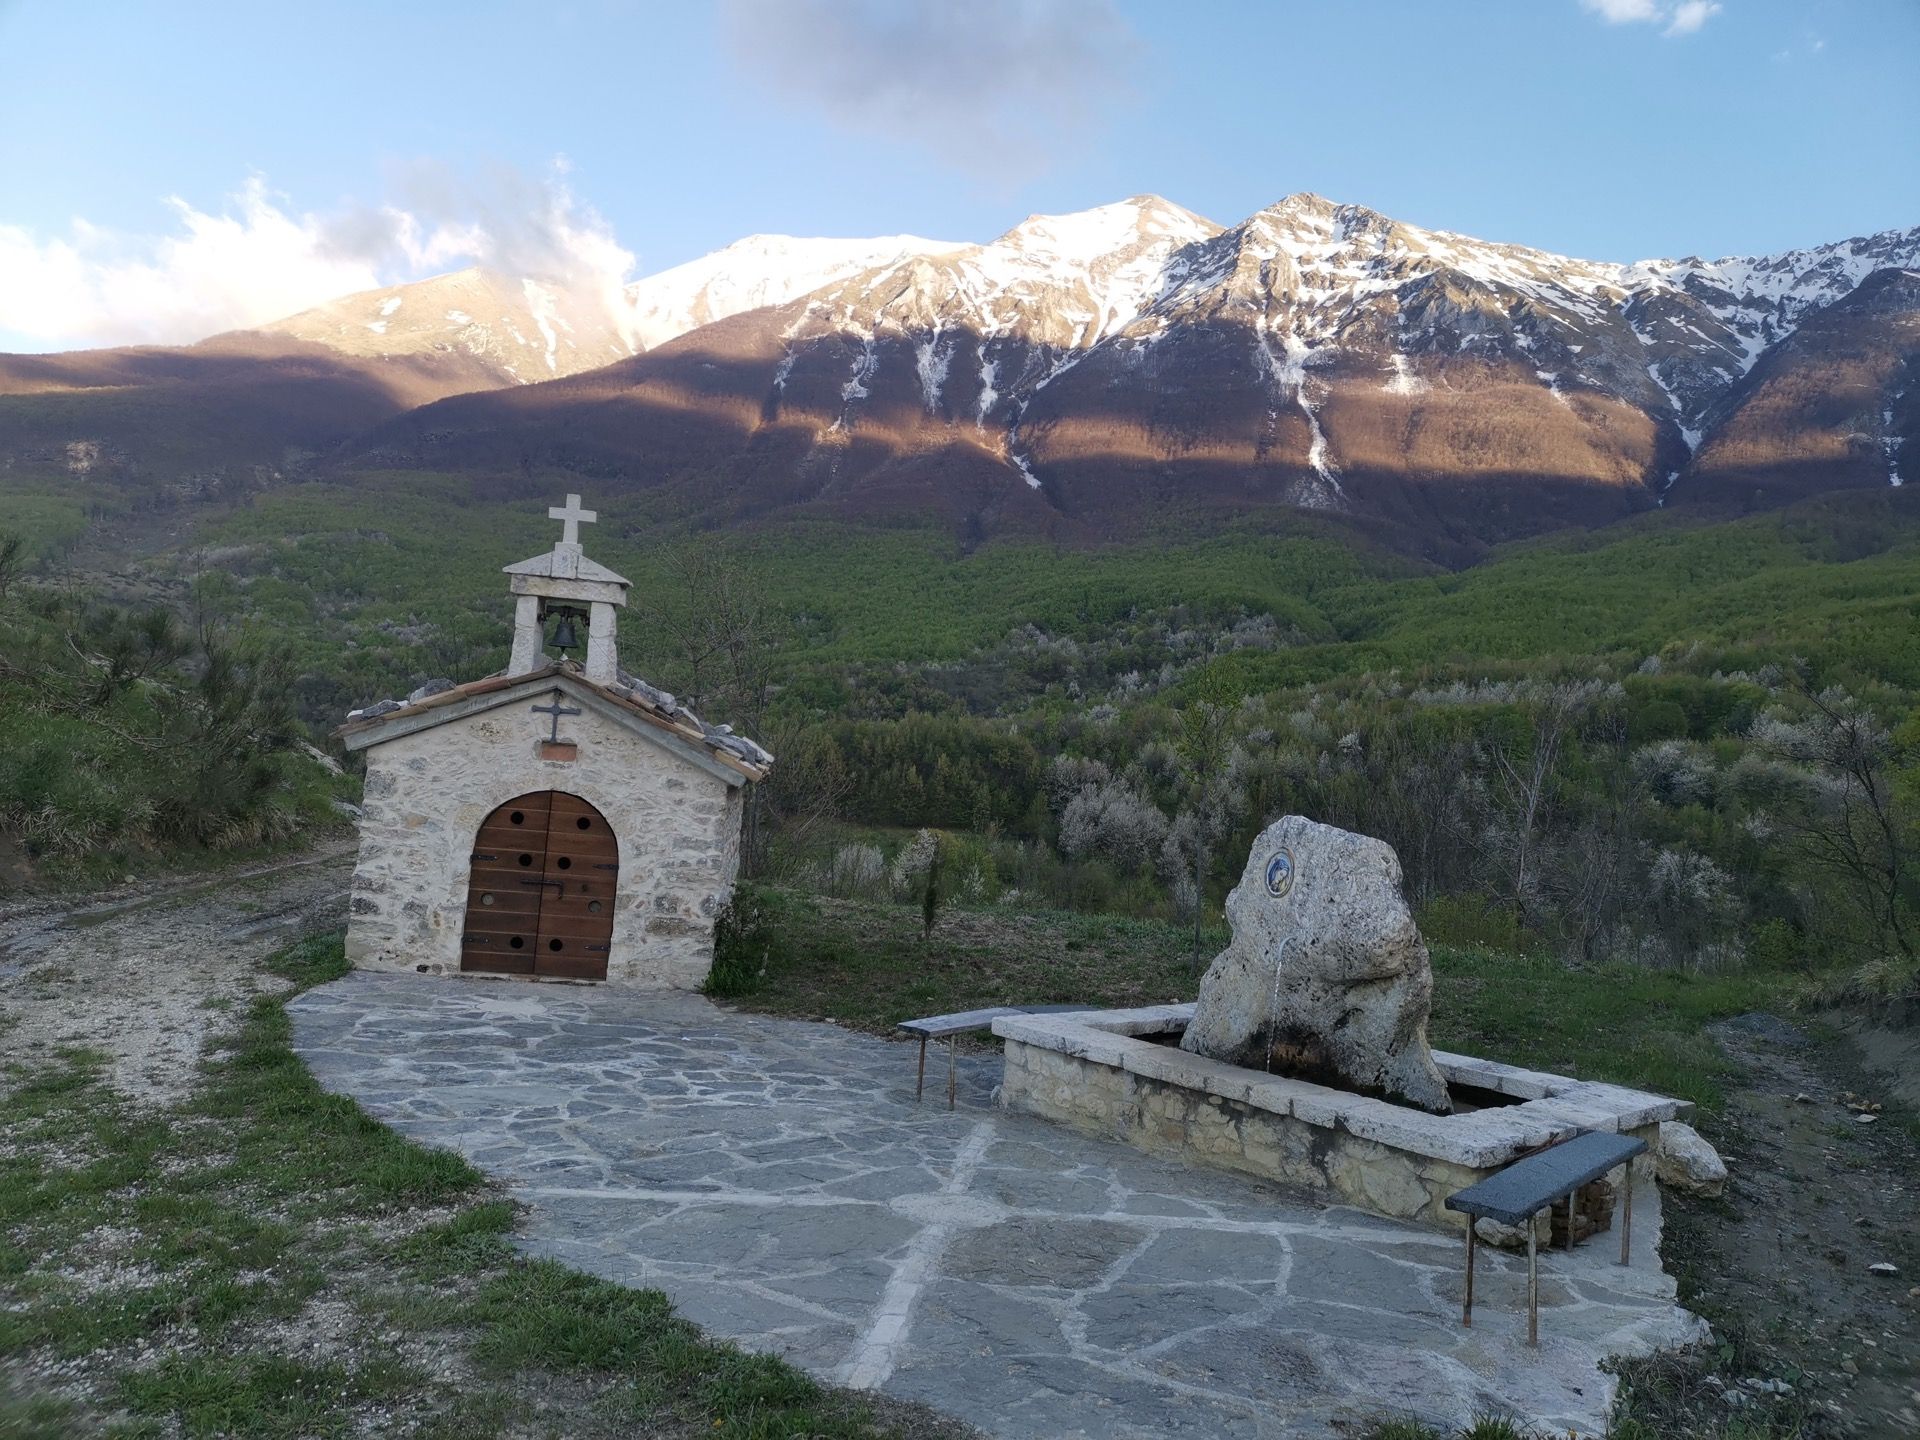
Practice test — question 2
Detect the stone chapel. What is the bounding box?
[335,495,771,987]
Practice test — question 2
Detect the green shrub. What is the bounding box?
[706,884,783,998]
[1745,918,1804,971]
[1627,698,1689,746]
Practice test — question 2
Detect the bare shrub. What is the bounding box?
[1754,687,1914,961]
[822,843,887,901]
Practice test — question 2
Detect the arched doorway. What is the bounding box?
[460,791,618,980]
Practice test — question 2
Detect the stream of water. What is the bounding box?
[1264,935,1291,1073]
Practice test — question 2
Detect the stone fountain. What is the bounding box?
[995,817,1688,1230]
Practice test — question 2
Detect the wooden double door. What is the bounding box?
[460,790,618,980]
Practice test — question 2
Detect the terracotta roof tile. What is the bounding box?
[333,660,771,781]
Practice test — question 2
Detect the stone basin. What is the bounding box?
[994,1004,1689,1229]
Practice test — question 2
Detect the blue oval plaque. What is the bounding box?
[1265,848,1295,899]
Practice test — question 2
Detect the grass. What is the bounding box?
[720,887,1800,1114]
[0,932,966,1440]
[1359,1421,1548,1440]
[1426,948,1784,1112]
[712,885,1225,1031]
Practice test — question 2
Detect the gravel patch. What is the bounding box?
[0,845,354,1103]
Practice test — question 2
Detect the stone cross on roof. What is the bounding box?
[548,493,596,547]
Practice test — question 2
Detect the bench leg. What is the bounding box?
[916,1037,927,1102]
[1462,1221,1475,1328]
[947,1035,957,1111]
[1527,1220,1539,1348]
[1565,1191,1575,1251]
[1619,1168,1633,1267]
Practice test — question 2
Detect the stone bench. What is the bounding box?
[897,1005,1093,1110]
[1445,1129,1648,1346]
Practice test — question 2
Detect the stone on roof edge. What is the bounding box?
[331,663,769,781]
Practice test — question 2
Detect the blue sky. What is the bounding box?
[1,0,1914,350]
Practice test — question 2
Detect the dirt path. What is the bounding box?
[1660,1014,1920,1437]
[0,843,355,1103]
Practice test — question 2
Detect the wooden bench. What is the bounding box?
[897,1006,1091,1110]
[1444,1129,1648,1346]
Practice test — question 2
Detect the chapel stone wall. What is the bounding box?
[344,702,742,988]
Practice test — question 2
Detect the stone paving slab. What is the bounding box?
[289,973,1706,1438]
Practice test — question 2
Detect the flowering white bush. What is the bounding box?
[1044,754,1111,814]
[1631,740,1717,808]
[823,843,887,901]
[889,828,942,899]
[1636,847,1745,968]
[1060,781,1169,872]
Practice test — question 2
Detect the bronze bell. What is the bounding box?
[548,612,580,653]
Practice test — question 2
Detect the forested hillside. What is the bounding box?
[4,474,1916,1004]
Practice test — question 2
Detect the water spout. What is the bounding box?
[1265,936,1291,1073]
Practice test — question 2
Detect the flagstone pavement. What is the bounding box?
[289,973,1705,1439]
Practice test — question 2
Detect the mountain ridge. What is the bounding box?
[338,192,1915,551]
[5,191,1914,556]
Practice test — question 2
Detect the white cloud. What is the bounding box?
[1581,0,1661,20]
[1663,1,1722,36]
[0,179,386,348]
[720,0,1137,180]
[0,167,642,351]
[1578,0,1722,36]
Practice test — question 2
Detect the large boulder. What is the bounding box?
[1655,1120,1727,1197]
[1179,816,1453,1114]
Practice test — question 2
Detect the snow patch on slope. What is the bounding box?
[521,279,570,374]
[1254,317,1344,505]
[1383,353,1429,396]
[1887,397,1908,488]
[914,325,951,412]
[975,346,998,426]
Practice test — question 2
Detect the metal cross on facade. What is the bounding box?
[531,689,582,743]
[547,493,597,546]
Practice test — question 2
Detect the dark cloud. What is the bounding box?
[720,0,1138,179]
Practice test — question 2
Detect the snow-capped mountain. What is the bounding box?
[349,191,1919,549]
[258,234,970,387]
[772,193,1919,496]
[789,197,1220,353]
[1686,264,1920,505]
[626,233,967,352]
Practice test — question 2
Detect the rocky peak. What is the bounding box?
[786,195,1222,355]
[993,193,1218,255]
[260,265,637,384]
